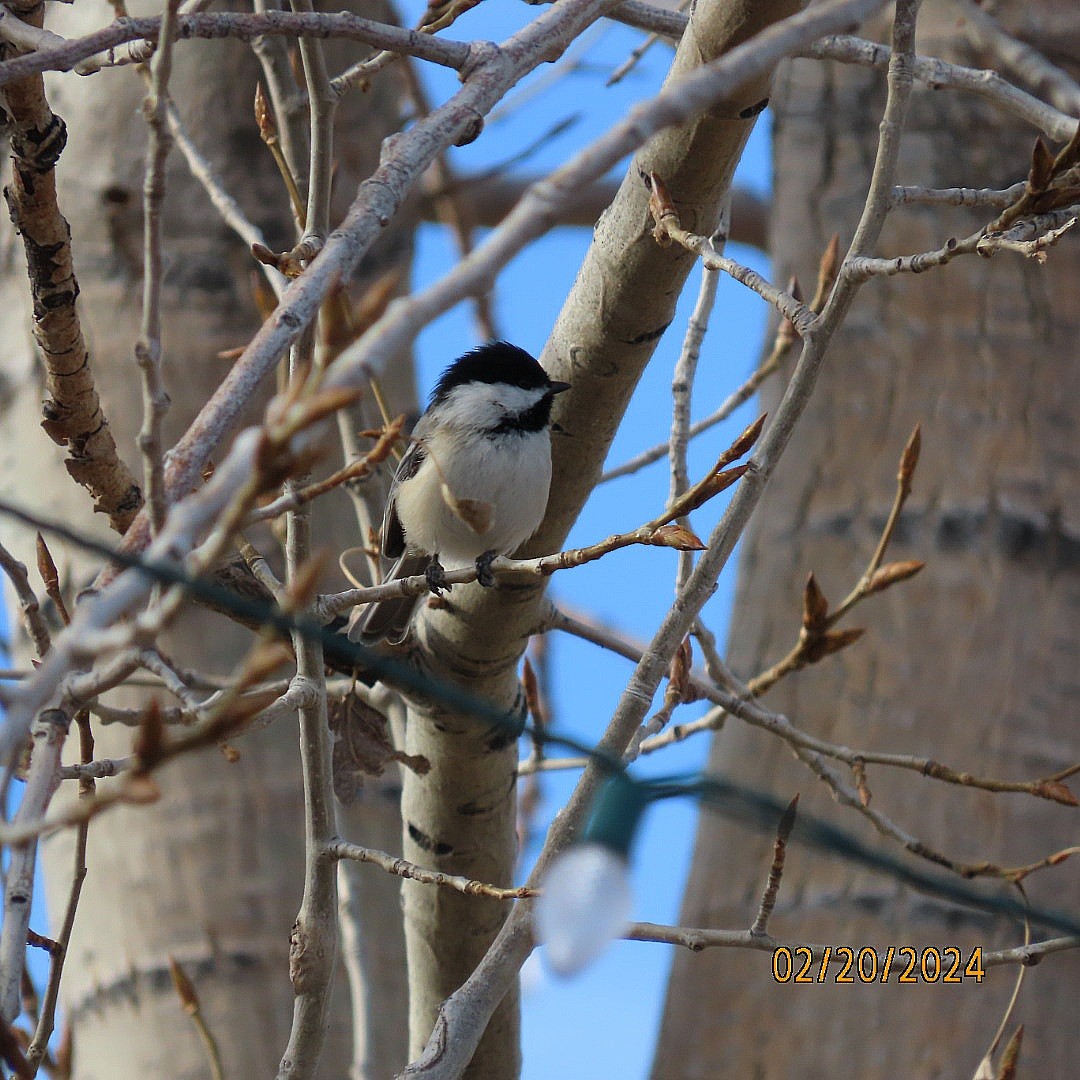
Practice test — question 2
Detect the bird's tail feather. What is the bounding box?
[346,552,429,644]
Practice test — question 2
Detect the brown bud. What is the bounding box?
[717,413,766,469]
[668,637,696,704]
[1031,779,1078,807]
[648,524,706,551]
[776,793,799,841]
[815,627,865,660]
[645,171,678,243]
[681,464,750,515]
[866,560,925,594]
[522,657,540,719]
[298,385,363,428]
[168,955,200,1015]
[1029,136,1053,193]
[133,700,165,770]
[813,233,841,310]
[898,423,921,493]
[254,83,277,145]
[801,572,829,634]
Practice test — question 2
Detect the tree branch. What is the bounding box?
[2,8,143,533]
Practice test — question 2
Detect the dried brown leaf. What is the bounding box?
[329,694,429,804]
[285,551,329,611]
[802,572,829,633]
[648,524,706,551]
[168,955,200,1015]
[996,1025,1024,1080]
[250,268,278,322]
[352,268,404,337]
[866,559,925,593]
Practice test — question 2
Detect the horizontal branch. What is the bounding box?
[327,840,538,900]
[626,924,1080,969]
[0,11,472,87]
[808,34,1079,142]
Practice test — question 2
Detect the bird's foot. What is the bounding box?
[475,550,498,588]
[425,557,450,595]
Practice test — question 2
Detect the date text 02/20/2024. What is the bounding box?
[772,946,986,984]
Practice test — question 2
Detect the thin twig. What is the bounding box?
[646,172,815,334]
[807,33,1078,142]
[168,956,226,1080]
[948,0,1080,118]
[750,794,799,936]
[327,840,538,900]
[0,11,473,88]
[277,35,339,1061]
[25,709,92,1068]
[135,0,182,533]
[0,542,51,659]
[0,710,71,1022]
[601,235,838,485]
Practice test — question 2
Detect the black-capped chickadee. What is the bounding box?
[349,341,569,643]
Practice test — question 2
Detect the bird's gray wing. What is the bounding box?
[350,435,431,643]
[381,438,426,559]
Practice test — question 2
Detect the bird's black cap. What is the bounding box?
[430,341,563,406]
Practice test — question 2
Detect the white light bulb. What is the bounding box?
[536,842,634,976]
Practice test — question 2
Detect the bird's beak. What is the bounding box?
[549,381,571,395]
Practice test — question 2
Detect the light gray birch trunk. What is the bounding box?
[0,2,411,1075]
[653,4,1080,1076]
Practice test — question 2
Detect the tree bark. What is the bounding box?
[0,3,411,1075]
[653,5,1079,1077]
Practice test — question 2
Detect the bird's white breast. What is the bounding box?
[395,426,553,566]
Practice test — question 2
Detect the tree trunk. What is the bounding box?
[0,3,411,1075]
[653,5,1079,1077]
